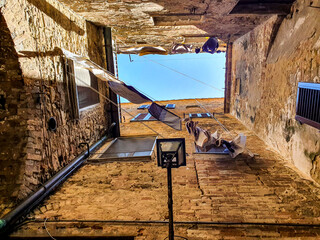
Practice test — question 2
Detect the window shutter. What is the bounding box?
[189,113,211,118]
[65,59,80,119]
[131,113,157,122]
[166,104,176,109]
[137,105,150,109]
[295,82,320,130]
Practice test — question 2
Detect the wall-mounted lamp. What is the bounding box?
[156,138,186,240]
[156,138,186,168]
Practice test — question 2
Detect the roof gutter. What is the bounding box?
[0,135,108,236]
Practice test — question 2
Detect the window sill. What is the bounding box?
[79,103,100,112]
[78,103,101,119]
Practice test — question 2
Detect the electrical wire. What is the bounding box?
[44,218,57,240]
[130,56,226,62]
[19,218,320,228]
[142,56,224,93]
[66,67,165,137]
[114,35,224,93]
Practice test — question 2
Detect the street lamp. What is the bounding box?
[156,138,186,240]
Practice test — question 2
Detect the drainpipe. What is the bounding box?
[103,27,120,138]
[0,135,108,236]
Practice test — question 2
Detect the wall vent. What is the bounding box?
[295,82,320,130]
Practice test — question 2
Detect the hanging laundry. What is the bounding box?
[229,133,246,158]
[148,102,181,131]
[201,37,219,54]
[186,120,221,152]
[120,46,167,56]
[185,120,246,158]
[171,44,192,54]
[108,81,152,104]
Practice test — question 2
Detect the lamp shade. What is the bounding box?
[156,138,186,168]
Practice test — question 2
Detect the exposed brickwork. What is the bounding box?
[11,99,320,239]
[230,1,320,182]
[0,0,111,215]
[0,12,27,214]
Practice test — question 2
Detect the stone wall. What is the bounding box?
[230,0,320,182]
[0,12,27,212]
[10,98,320,239]
[0,0,111,213]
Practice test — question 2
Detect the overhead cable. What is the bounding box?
[142,56,224,92]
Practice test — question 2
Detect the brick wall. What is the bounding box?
[0,0,111,214]
[10,98,320,238]
[0,13,27,213]
[230,1,320,181]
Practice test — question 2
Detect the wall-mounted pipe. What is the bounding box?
[0,135,107,236]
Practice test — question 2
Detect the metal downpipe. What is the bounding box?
[0,135,108,236]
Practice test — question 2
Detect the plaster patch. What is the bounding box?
[314,36,320,49]
[134,3,164,12]
[0,0,6,8]
[294,17,306,31]
[292,139,313,176]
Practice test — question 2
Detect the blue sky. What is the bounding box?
[117,53,226,103]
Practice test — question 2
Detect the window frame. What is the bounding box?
[65,59,101,120]
[74,64,100,111]
[295,82,320,130]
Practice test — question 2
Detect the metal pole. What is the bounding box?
[167,159,174,240]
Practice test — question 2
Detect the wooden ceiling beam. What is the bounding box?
[229,3,292,15]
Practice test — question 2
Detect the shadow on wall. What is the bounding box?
[0,13,26,212]
[26,0,84,35]
[18,47,63,58]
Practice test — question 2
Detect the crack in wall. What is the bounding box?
[193,159,204,196]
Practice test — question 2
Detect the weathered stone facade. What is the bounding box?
[230,0,320,181]
[1,0,320,238]
[0,12,27,212]
[56,0,271,51]
[0,0,111,215]
[10,99,320,239]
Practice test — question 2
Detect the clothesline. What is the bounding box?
[113,36,224,93]
[142,56,224,93]
[66,69,165,137]
[63,49,182,131]
[194,99,255,157]
[130,56,226,62]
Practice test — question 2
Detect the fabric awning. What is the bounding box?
[62,49,181,131]
[62,49,151,104]
[148,102,181,131]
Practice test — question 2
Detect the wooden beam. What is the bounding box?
[229,3,292,15]
[153,15,203,26]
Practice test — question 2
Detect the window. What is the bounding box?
[131,113,157,122]
[189,113,212,118]
[74,63,100,110]
[186,105,200,109]
[295,82,320,130]
[137,104,150,109]
[137,104,175,110]
[166,104,176,109]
